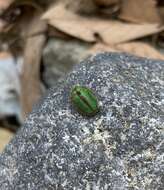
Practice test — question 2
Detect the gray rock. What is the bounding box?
[42,37,90,87]
[0,56,22,130]
[0,52,164,189]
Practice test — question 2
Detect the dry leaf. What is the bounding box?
[0,51,12,59]
[42,4,164,45]
[48,26,73,39]
[119,0,161,24]
[21,35,46,118]
[117,42,164,60]
[96,0,121,17]
[94,0,119,6]
[89,43,118,54]
[0,0,14,31]
[20,14,47,119]
[90,42,164,60]
[1,0,43,30]
[66,0,120,15]
[0,128,13,152]
[21,11,47,37]
[69,0,98,14]
[0,0,13,11]
[159,6,164,23]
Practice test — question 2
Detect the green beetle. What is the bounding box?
[71,85,99,116]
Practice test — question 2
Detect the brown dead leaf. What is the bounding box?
[0,0,14,31]
[0,51,12,59]
[0,0,43,31]
[159,6,164,23]
[42,4,164,45]
[0,128,13,152]
[65,0,120,15]
[117,42,164,60]
[94,0,119,6]
[66,0,97,14]
[90,42,164,60]
[48,26,73,39]
[96,0,121,17]
[0,0,13,11]
[89,43,118,54]
[21,11,47,37]
[20,13,47,119]
[119,0,161,24]
[21,36,46,119]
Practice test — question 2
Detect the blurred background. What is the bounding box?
[1,0,164,152]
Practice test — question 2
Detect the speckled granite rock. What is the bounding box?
[0,53,164,190]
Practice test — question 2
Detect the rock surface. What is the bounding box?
[0,54,22,130]
[0,52,164,189]
[42,37,89,87]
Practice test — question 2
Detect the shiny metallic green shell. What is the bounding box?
[71,86,99,116]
